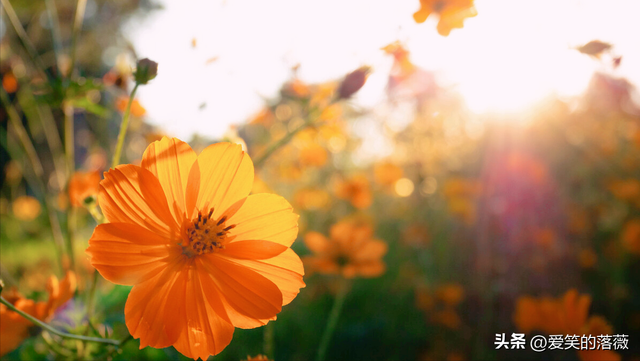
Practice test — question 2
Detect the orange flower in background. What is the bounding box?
[299,143,328,168]
[2,73,18,93]
[249,108,276,127]
[11,196,41,221]
[608,179,640,204]
[303,220,387,278]
[374,161,404,187]
[0,271,77,356]
[68,170,102,207]
[513,289,620,361]
[413,0,477,36]
[621,219,640,255]
[436,283,465,307]
[382,42,415,79]
[335,174,373,209]
[401,223,431,248]
[116,96,146,117]
[294,187,330,211]
[244,355,271,361]
[86,138,305,359]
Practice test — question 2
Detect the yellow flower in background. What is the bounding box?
[413,0,477,36]
[11,196,41,221]
[0,271,77,356]
[621,219,640,255]
[335,174,373,209]
[303,220,387,278]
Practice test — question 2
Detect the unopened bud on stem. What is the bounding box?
[134,58,158,85]
[338,66,371,99]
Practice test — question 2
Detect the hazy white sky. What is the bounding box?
[125,0,640,140]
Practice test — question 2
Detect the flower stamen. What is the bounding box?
[183,208,234,257]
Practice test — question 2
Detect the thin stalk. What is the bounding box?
[0,0,53,84]
[1,90,66,270]
[85,271,99,323]
[44,0,63,71]
[111,83,139,168]
[263,322,275,359]
[67,0,87,80]
[0,296,121,346]
[36,104,67,187]
[316,278,351,361]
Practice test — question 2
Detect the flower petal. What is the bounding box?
[354,260,386,278]
[98,165,178,239]
[226,248,305,307]
[87,223,176,285]
[125,259,188,349]
[304,232,330,254]
[141,137,197,224]
[353,239,387,262]
[219,240,288,260]
[228,194,299,247]
[171,265,235,360]
[200,255,283,322]
[186,143,253,220]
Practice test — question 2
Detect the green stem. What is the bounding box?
[263,322,275,359]
[0,0,53,84]
[112,83,139,168]
[67,0,87,80]
[85,271,99,323]
[316,278,351,361]
[0,296,120,346]
[44,0,63,71]
[0,89,66,271]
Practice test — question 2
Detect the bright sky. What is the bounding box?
[124,0,640,140]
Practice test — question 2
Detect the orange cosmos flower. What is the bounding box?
[622,219,640,255]
[513,290,621,361]
[0,271,77,356]
[115,96,146,117]
[86,138,305,360]
[335,174,373,209]
[413,0,477,36]
[68,170,102,207]
[303,220,387,278]
[436,283,464,307]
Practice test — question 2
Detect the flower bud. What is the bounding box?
[134,58,158,84]
[338,66,371,99]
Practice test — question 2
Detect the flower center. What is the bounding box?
[183,208,235,257]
